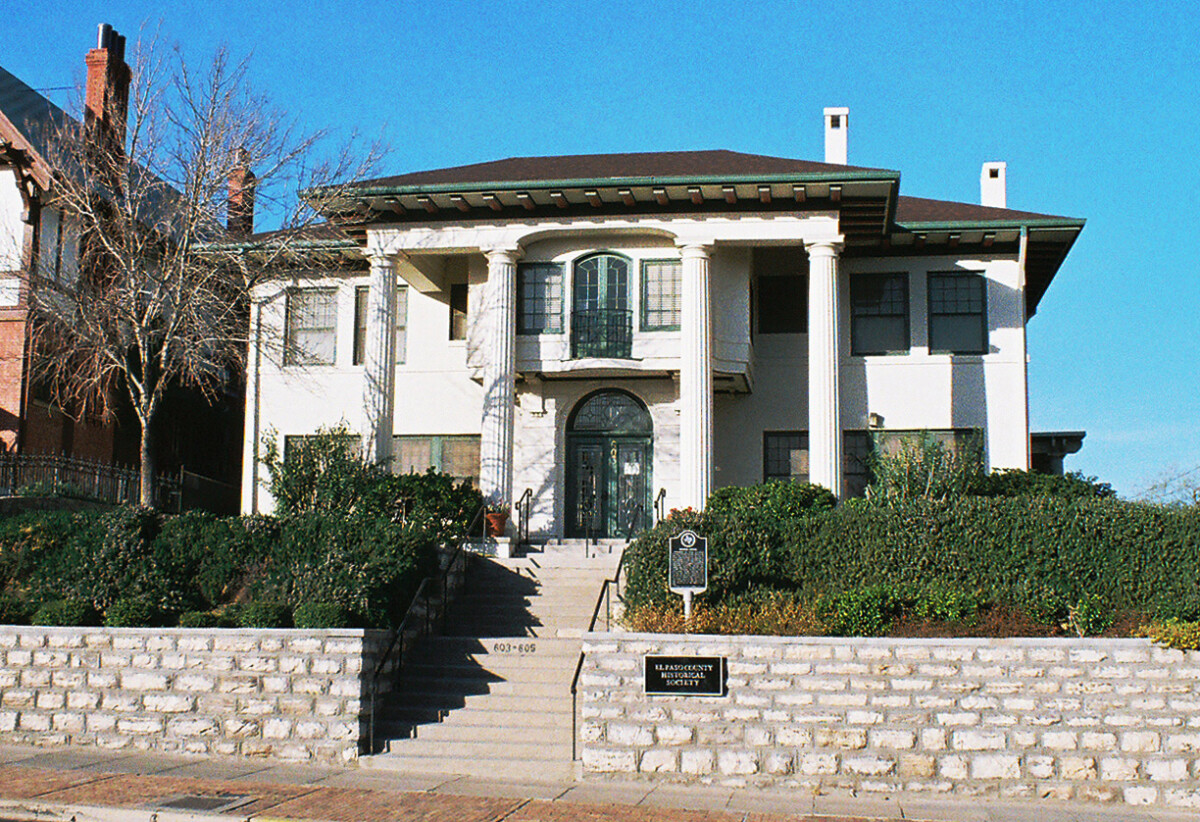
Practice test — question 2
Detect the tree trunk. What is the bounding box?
[138,416,156,508]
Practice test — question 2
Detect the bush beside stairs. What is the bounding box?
[362,539,623,781]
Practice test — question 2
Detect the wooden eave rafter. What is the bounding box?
[0,113,53,193]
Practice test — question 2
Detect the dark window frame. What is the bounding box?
[763,430,809,483]
[640,258,682,331]
[850,272,910,356]
[517,262,565,335]
[927,272,988,355]
[284,287,338,366]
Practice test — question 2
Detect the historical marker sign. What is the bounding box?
[668,529,708,593]
[644,655,726,696]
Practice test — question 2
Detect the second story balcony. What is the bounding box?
[571,308,632,360]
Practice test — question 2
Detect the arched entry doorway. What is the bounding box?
[565,390,652,538]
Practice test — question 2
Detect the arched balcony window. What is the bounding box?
[572,252,632,359]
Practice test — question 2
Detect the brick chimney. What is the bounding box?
[84,23,131,154]
[227,148,256,236]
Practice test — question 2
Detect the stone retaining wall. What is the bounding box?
[579,634,1200,809]
[0,626,392,763]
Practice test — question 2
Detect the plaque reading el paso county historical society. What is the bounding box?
[668,529,707,592]
[644,655,726,696]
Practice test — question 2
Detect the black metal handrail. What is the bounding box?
[514,487,533,547]
[654,487,667,525]
[366,503,482,754]
[571,308,632,359]
[569,547,627,760]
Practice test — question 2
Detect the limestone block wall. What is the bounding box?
[0,627,392,763]
[580,634,1200,809]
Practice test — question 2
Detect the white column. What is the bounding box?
[806,240,844,496]
[679,243,714,510]
[362,254,397,464]
[480,245,520,507]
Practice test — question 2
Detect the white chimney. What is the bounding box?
[981,162,1006,208]
[824,107,849,165]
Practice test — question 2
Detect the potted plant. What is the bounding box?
[485,503,510,537]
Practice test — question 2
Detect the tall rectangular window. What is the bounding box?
[395,285,408,363]
[928,273,987,354]
[285,288,337,365]
[517,263,564,334]
[843,431,874,498]
[757,275,807,333]
[354,284,408,365]
[393,434,480,488]
[851,273,909,355]
[641,260,681,330]
[449,283,468,340]
[763,431,809,483]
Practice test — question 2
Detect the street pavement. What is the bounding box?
[0,744,1193,822]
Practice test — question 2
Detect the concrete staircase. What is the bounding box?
[362,539,623,780]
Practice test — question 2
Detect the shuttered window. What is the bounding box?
[284,288,337,365]
[640,260,681,331]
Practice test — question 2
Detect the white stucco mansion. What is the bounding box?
[241,110,1084,539]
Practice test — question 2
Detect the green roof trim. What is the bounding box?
[312,169,901,200]
[897,217,1086,231]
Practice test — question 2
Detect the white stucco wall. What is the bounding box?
[243,229,1031,523]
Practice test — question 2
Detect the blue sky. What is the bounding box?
[6,1,1197,498]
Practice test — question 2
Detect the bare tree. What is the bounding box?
[28,28,379,506]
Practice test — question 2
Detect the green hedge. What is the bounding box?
[623,491,1200,625]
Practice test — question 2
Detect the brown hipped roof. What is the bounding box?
[356,150,895,188]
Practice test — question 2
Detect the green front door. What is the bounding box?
[565,390,653,539]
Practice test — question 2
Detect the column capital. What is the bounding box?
[483,244,523,265]
[678,242,713,260]
[368,252,397,270]
[804,238,845,258]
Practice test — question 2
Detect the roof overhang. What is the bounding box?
[312,169,901,247]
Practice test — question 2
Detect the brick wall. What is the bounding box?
[0,626,392,763]
[580,634,1200,809]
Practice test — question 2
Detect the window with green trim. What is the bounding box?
[640,260,681,330]
[928,272,987,354]
[517,263,563,334]
[284,288,337,366]
[393,435,480,487]
[851,273,909,355]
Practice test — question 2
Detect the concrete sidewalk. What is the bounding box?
[0,745,1191,822]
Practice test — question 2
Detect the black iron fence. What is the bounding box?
[0,452,237,514]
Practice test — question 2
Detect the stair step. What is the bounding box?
[384,737,572,760]
[360,752,576,781]
[400,663,572,683]
[387,691,573,712]
[391,723,572,744]
[380,707,567,729]
[393,677,568,698]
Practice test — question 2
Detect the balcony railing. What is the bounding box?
[571,308,632,359]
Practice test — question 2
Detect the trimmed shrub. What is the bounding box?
[913,583,985,625]
[235,602,292,628]
[0,593,30,625]
[178,610,223,628]
[1140,619,1200,650]
[260,512,438,628]
[32,599,100,626]
[293,602,355,629]
[971,469,1116,500]
[816,586,902,636]
[152,511,273,609]
[104,598,161,628]
[1067,594,1114,637]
